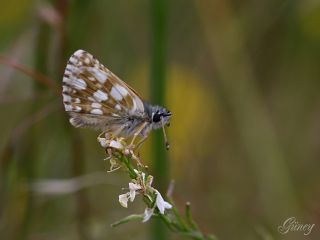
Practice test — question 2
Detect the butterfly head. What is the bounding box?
[149,105,172,129]
[146,104,171,150]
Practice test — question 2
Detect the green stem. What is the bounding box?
[150,0,169,239]
[111,214,143,227]
[170,203,189,231]
[185,202,199,231]
[120,155,137,179]
[156,214,177,232]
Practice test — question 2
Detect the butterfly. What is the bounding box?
[62,50,171,149]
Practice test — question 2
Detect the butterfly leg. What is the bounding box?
[129,122,148,148]
[135,134,149,153]
[98,130,109,140]
[97,131,111,148]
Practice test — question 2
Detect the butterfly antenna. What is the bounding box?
[161,117,170,150]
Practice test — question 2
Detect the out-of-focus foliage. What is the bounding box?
[0,0,31,47]
[1,0,320,240]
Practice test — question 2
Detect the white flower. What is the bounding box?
[143,208,154,222]
[119,193,129,208]
[118,182,142,208]
[128,182,142,201]
[109,140,124,150]
[117,170,172,223]
[97,137,108,148]
[97,136,126,150]
[155,190,172,214]
[142,190,172,222]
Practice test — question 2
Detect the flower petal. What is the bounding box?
[97,137,107,148]
[129,191,135,202]
[129,182,142,191]
[129,182,142,201]
[146,175,153,187]
[129,182,142,202]
[155,191,172,214]
[141,172,146,182]
[109,140,124,149]
[142,208,154,222]
[119,193,129,208]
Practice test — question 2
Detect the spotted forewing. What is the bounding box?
[62,50,145,130]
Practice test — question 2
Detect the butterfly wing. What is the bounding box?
[62,49,145,131]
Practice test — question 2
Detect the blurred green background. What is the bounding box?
[1,0,320,239]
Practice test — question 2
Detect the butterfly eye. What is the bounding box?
[152,112,162,123]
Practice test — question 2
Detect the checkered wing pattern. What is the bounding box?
[62,50,145,130]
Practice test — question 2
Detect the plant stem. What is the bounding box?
[150,0,169,239]
[185,202,199,231]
